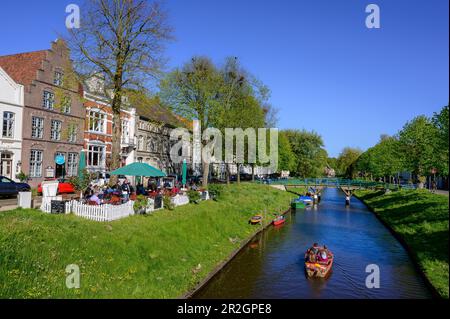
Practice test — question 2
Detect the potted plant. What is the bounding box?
[163,195,175,210]
[187,190,201,204]
[16,171,29,182]
[133,195,148,214]
[68,169,94,200]
[207,184,223,201]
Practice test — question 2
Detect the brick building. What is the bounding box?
[83,75,136,178]
[135,102,186,176]
[0,40,85,187]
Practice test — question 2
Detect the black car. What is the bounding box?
[0,176,31,196]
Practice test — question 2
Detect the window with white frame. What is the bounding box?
[61,96,71,114]
[87,145,105,167]
[51,120,62,141]
[67,153,78,176]
[54,71,64,86]
[29,150,43,178]
[43,91,55,109]
[2,112,14,138]
[68,124,78,143]
[31,117,44,139]
[88,111,106,133]
[121,120,129,143]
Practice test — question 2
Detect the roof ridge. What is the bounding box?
[0,49,48,59]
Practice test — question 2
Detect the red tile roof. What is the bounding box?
[0,50,47,86]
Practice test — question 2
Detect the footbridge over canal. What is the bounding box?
[260,178,416,201]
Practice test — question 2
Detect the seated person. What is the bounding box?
[305,243,320,262]
[89,192,101,205]
[84,184,94,199]
[136,184,146,196]
[317,250,329,264]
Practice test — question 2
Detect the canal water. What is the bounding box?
[194,188,432,299]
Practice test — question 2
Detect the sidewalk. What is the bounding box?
[0,196,43,212]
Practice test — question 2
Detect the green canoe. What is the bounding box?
[291,200,306,209]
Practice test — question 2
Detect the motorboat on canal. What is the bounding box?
[300,196,313,205]
[304,246,334,278]
[297,196,313,206]
[249,214,263,225]
[272,215,286,226]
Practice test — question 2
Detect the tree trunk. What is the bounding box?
[251,164,255,182]
[202,160,209,189]
[237,164,241,184]
[226,163,230,186]
[110,110,122,186]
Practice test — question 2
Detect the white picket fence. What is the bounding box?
[69,200,135,222]
[171,194,190,207]
[39,192,205,222]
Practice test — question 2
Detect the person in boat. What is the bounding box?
[317,250,329,264]
[306,243,320,262]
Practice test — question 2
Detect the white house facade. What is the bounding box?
[0,67,24,181]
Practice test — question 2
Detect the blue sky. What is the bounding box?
[0,0,448,157]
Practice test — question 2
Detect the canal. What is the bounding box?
[194,187,432,299]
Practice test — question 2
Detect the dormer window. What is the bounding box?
[54,71,64,86]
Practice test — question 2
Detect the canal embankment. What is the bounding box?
[354,189,449,299]
[0,183,292,298]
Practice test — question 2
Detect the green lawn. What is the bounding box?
[0,183,292,298]
[355,189,449,298]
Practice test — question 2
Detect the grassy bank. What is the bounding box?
[0,183,291,298]
[355,189,449,298]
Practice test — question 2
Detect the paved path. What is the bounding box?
[434,190,449,196]
[0,196,43,212]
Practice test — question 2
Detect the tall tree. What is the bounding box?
[398,115,439,180]
[282,130,326,178]
[336,147,362,178]
[432,105,449,177]
[278,131,296,173]
[216,57,268,184]
[159,57,224,188]
[67,0,172,182]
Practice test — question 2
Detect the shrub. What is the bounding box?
[16,171,29,182]
[163,195,175,210]
[133,195,148,214]
[208,184,223,201]
[69,169,95,193]
[187,190,201,204]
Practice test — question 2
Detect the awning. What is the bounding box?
[110,162,167,177]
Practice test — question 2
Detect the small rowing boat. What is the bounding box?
[249,214,263,225]
[304,246,334,278]
[272,215,286,226]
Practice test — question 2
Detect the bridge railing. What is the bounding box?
[255,178,418,190]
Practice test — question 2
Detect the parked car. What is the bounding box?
[0,176,31,196]
[37,178,75,195]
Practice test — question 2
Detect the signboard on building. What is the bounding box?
[55,155,65,165]
[46,167,55,178]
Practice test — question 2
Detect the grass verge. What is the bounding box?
[355,189,449,298]
[0,183,291,298]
